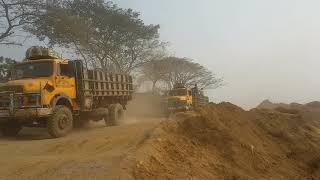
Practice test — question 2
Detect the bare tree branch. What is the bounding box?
[0,0,44,45]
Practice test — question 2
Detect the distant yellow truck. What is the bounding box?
[0,47,133,138]
[166,83,209,114]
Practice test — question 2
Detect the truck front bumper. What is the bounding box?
[0,108,52,122]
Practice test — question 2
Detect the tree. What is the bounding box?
[139,56,168,93]
[28,0,163,73]
[0,0,44,45]
[162,57,223,89]
[139,57,223,91]
[0,56,16,81]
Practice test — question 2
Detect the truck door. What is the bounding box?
[55,62,76,97]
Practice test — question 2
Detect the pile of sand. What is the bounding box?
[257,99,293,110]
[257,99,320,111]
[305,101,320,109]
[132,103,320,179]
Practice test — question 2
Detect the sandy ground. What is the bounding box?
[0,119,162,180]
[0,94,165,180]
[1,95,320,180]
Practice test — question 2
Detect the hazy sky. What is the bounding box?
[1,0,320,109]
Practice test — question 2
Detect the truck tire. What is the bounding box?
[107,104,124,126]
[1,122,22,137]
[47,105,73,138]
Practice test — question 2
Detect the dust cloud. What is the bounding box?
[123,93,165,125]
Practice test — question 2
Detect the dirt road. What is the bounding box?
[0,119,161,180]
[0,93,164,180]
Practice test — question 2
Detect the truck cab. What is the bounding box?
[167,84,193,112]
[5,58,77,108]
[166,83,209,114]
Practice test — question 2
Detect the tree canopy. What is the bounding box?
[140,57,223,92]
[28,0,163,73]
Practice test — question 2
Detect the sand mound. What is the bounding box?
[257,100,320,112]
[257,99,292,110]
[306,101,320,109]
[133,103,320,179]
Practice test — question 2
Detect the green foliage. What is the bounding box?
[0,56,16,81]
[140,57,223,90]
[28,0,163,73]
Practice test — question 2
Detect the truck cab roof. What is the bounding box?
[21,58,68,64]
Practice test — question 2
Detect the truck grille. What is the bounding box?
[0,92,40,110]
[0,85,24,109]
[168,99,187,107]
[0,96,10,108]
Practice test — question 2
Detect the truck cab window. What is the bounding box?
[58,63,74,77]
[11,62,53,80]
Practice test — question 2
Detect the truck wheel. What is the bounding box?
[1,122,22,137]
[107,104,124,126]
[47,105,73,138]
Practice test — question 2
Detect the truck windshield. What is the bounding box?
[169,89,187,96]
[11,62,53,80]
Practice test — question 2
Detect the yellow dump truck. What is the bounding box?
[167,83,209,114]
[0,47,133,138]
